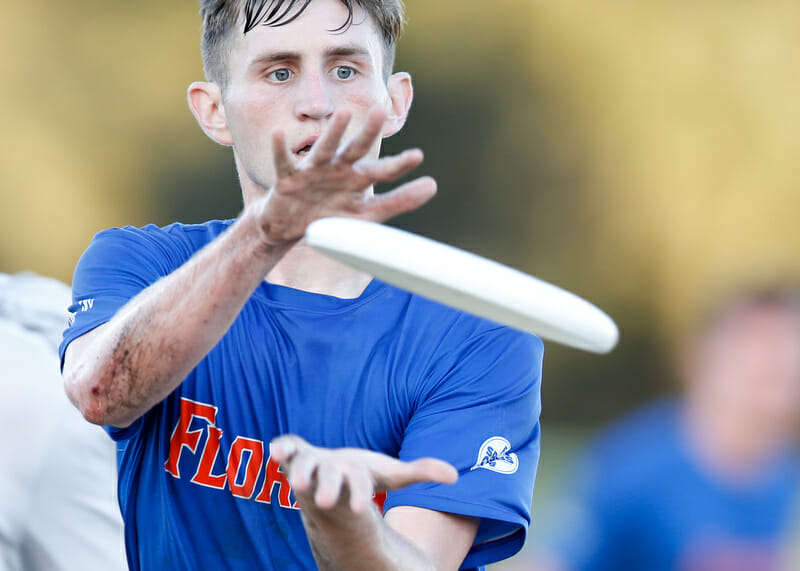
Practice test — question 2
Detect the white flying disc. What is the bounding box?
[305,218,619,354]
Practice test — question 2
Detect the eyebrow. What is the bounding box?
[248,44,372,68]
[325,45,371,59]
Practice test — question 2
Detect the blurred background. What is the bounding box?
[4,0,800,568]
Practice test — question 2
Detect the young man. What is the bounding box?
[60,1,543,569]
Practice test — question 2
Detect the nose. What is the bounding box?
[294,72,334,120]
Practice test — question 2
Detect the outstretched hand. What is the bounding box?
[255,107,437,246]
[270,434,458,516]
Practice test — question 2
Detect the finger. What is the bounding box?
[354,148,425,184]
[310,110,351,165]
[361,176,438,223]
[272,129,295,178]
[377,457,458,491]
[346,469,375,515]
[314,464,344,509]
[408,458,459,485]
[269,434,308,464]
[339,107,387,163]
[288,451,318,494]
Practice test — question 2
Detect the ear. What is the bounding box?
[383,72,413,138]
[187,81,233,146]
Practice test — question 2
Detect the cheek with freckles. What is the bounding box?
[226,97,289,188]
[336,89,391,150]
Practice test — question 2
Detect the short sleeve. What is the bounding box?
[384,326,544,569]
[58,226,184,368]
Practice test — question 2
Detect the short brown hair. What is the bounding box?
[199,0,406,87]
[696,285,800,340]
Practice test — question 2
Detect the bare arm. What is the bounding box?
[63,109,436,428]
[271,435,479,570]
[62,213,286,427]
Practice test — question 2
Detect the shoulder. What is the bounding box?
[77,219,235,277]
[576,399,682,489]
[91,219,233,250]
[591,399,680,454]
[393,285,544,358]
[382,288,543,400]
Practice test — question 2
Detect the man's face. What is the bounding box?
[692,305,800,441]
[220,0,396,196]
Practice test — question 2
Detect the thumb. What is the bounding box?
[378,457,458,490]
[409,458,459,484]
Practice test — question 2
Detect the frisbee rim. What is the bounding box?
[305,217,619,354]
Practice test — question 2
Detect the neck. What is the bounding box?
[237,165,376,298]
[267,240,373,299]
[682,395,785,485]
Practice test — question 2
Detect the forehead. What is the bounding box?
[704,303,800,351]
[229,0,384,69]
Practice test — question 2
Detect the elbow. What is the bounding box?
[62,325,139,427]
[80,393,115,427]
[63,366,127,426]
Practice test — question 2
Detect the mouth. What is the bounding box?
[293,136,319,157]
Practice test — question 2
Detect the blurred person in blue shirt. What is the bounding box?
[533,287,800,571]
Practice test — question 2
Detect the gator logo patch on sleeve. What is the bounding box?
[470,436,519,474]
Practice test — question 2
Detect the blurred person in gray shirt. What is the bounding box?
[0,272,126,570]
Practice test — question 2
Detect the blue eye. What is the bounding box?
[335,66,355,80]
[268,68,293,82]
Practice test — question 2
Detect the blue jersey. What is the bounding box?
[59,220,543,570]
[546,400,800,571]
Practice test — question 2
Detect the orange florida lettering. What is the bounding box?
[164,397,386,512]
[164,398,219,479]
[256,456,297,507]
[193,425,226,489]
[227,437,265,499]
